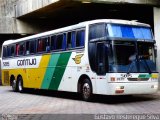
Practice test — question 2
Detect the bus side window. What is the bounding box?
[16,43,25,56]
[62,33,66,50]
[37,37,50,53]
[3,47,7,58]
[76,30,85,47]
[89,23,106,40]
[37,39,43,52]
[56,34,63,50]
[30,40,36,54]
[46,37,50,52]
[26,41,30,55]
[71,31,76,48]
[19,43,25,55]
[11,45,15,57]
[16,44,20,56]
[51,35,56,50]
[7,46,11,57]
[67,32,72,49]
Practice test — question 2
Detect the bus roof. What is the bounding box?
[3,19,150,46]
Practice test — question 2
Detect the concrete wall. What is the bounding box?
[0,0,17,33]
[15,0,59,17]
[0,0,47,34]
[15,0,160,18]
[154,7,160,84]
[81,0,160,5]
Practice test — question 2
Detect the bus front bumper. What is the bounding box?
[106,82,158,95]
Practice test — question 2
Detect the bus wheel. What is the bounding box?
[18,76,24,93]
[82,79,92,101]
[12,80,17,92]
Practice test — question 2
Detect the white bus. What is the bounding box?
[1,19,158,101]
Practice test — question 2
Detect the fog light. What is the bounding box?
[151,85,158,89]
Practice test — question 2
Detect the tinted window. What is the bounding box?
[89,23,106,40]
[46,37,51,52]
[26,41,29,54]
[88,42,96,72]
[19,43,25,55]
[51,35,56,50]
[37,38,47,52]
[4,45,16,57]
[11,45,15,57]
[71,31,76,48]
[26,40,36,55]
[62,34,66,50]
[56,34,63,50]
[37,37,50,53]
[16,43,25,56]
[7,46,11,57]
[67,32,72,49]
[76,30,85,47]
[3,47,7,57]
[53,34,66,50]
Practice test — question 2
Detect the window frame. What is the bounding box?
[66,28,85,50]
[37,37,50,54]
[89,23,106,41]
[2,46,7,58]
[6,44,16,58]
[15,42,25,57]
[25,39,36,55]
[75,29,85,48]
[51,33,67,52]
[2,27,86,58]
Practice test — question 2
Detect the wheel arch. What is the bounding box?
[17,74,22,82]
[10,75,15,86]
[77,74,92,93]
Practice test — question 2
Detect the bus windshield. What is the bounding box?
[107,24,153,40]
[109,41,156,73]
[89,22,157,74]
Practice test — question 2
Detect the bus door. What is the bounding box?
[96,42,109,93]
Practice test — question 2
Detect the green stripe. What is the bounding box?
[49,52,71,90]
[41,54,60,89]
[138,74,151,78]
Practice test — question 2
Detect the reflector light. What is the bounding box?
[115,89,124,94]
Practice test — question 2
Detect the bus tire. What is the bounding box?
[12,79,17,92]
[81,79,92,101]
[18,76,24,93]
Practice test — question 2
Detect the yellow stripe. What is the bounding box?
[26,54,51,88]
[151,74,158,79]
[2,55,51,89]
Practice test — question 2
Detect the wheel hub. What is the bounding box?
[83,83,90,99]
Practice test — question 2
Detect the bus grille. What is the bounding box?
[4,71,9,85]
[127,78,149,81]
